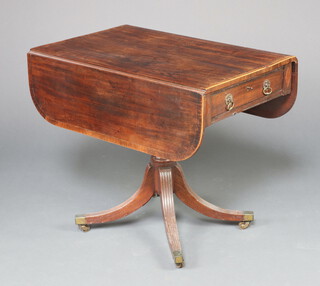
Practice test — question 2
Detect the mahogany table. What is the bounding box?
[28,25,298,268]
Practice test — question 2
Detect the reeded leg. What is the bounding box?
[173,164,254,228]
[157,166,184,268]
[75,164,155,230]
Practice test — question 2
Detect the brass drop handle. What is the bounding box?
[225,93,234,111]
[262,80,272,95]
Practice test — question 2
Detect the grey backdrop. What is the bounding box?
[1,1,320,285]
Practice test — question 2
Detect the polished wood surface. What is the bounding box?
[28,25,298,161]
[157,164,183,267]
[208,66,286,124]
[28,53,202,161]
[245,61,298,118]
[28,25,292,91]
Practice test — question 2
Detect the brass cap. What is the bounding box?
[243,211,254,222]
[173,251,184,266]
[75,215,87,225]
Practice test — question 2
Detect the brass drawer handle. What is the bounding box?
[263,80,272,95]
[225,93,234,111]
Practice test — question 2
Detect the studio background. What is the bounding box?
[1,1,319,285]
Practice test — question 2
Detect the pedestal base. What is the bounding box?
[75,156,254,268]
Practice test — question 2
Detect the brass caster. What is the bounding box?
[173,251,184,268]
[78,224,91,232]
[239,221,251,230]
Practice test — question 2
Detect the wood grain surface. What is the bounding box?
[28,53,204,161]
[30,25,294,92]
[245,61,298,118]
[28,25,298,160]
[158,166,183,265]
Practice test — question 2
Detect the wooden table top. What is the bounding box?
[31,25,294,93]
[28,26,297,161]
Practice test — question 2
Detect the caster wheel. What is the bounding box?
[175,262,183,268]
[78,224,91,232]
[239,221,251,230]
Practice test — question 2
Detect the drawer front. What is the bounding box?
[208,65,291,124]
